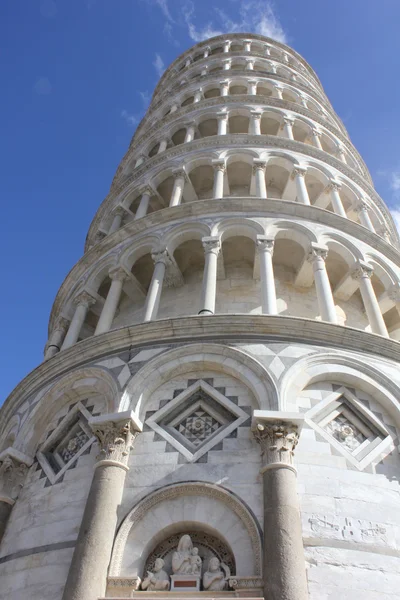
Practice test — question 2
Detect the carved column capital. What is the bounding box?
[172,168,186,181]
[355,200,370,214]
[250,110,262,120]
[312,128,322,137]
[108,266,128,282]
[252,160,267,174]
[151,248,170,267]
[0,449,33,504]
[251,412,303,472]
[291,166,307,179]
[308,243,329,263]
[352,261,374,280]
[112,206,126,217]
[139,185,154,197]
[327,179,342,192]
[282,116,295,126]
[53,316,70,333]
[216,110,228,120]
[256,236,274,254]
[202,236,220,256]
[212,159,226,173]
[73,290,97,309]
[89,411,142,470]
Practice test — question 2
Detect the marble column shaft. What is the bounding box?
[61,413,141,600]
[212,161,225,198]
[169,171,186,207]
[257,237,277,314]
[44,317,69,360]
[143,250,168,322]
[292,167,310,205]
[94,268,126,335]
[61,292,96,350]
[252,412,308,600]
[309,245,337,323]
[353,263,388,336]
[199,237,220,314]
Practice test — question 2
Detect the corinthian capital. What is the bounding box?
[202,236,220,256]
[0,449,33,504]
[89,411,142,469]
[73,290,97,309]
[251,411,303,470]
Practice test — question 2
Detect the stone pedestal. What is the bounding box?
[170,575,201,591]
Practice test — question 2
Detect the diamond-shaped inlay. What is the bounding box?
[305,386,394,471]
[147,380,249,462]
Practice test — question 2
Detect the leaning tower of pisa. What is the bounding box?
[2,32,400,600]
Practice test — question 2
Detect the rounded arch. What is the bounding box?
[109,481,263,577]
[212,217,264,241]
[15,366,120,456]
[120,343,279,418]
[163,221,211,254]
[119,235,161,272]
[281,352,400,428]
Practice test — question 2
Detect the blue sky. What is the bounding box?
[1,0,400,402]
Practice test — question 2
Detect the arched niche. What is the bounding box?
[119,342,279,419]
[109,482,262,577]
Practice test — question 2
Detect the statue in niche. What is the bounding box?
[203,556,230,591]
[190,547,202,575]
[141,558,170,591]
[172,534,194,574]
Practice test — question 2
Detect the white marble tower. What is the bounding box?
[1,33,400,600]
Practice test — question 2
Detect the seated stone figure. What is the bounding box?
[203,556,229,591]
[172,534,193,574]
[141,558,170,591]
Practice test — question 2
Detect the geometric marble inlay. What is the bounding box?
[147,380,249,462]
[305,386,394,471]
[36,401,95,484]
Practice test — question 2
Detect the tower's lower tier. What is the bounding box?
[1,316,400,600]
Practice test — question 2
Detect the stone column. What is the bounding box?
[94,268,127,336]
[270,63,278,74]
[217,111,228,135]
[281,116,295,140]
[212,160,226,199]
[352,262,388,336]
[158,138,169,154]
[310,128,323,150]
[256,237,277,314]
[248,79,258,95]
[290,73,297,82]
[108,207,125,234]
[244,40,252,52]
[336,144,347,163]
[134,155,145,168]
[356,201,375,232]
[246,59,255,71]
[253,161,267,198]
[185,57,192,68]
[135,187,152,220]
[220,80,230,97]
[309,244,337,323]
[0,449,32,544]
[299,95,308,108]
[264,44,272,56]
[249,111,262,135]
[61,412,141,600]
[223,59,231,71]
[184,121,196,143]
[327,180,347,217]
[201,66,208,77]
[199,237,220,315]
[252,411,308,600]
[170,103,178,114]
[203,46,210,58]
[223,40,231,53]
[61,291,97,350]
[44,316,70,360]
[143,250,169,322]
[169,170,186,207]
[274,85,284,99]
[194,89,203,103]
[291,167,310,205]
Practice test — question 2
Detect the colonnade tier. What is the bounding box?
[132,64,347,161]
[127,78,351,164]
[88,149,394,248]
[45,213,400,358]
[124,102,364,178]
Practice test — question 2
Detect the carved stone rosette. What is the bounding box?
[90,413,141,469]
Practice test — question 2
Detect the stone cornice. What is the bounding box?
[2,314,400,434]
[87,135,397,246]
[122,96,367,186]
[55,198,400,333]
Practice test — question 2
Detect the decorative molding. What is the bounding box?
[4,314,400,440]
[89,411,142,469]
